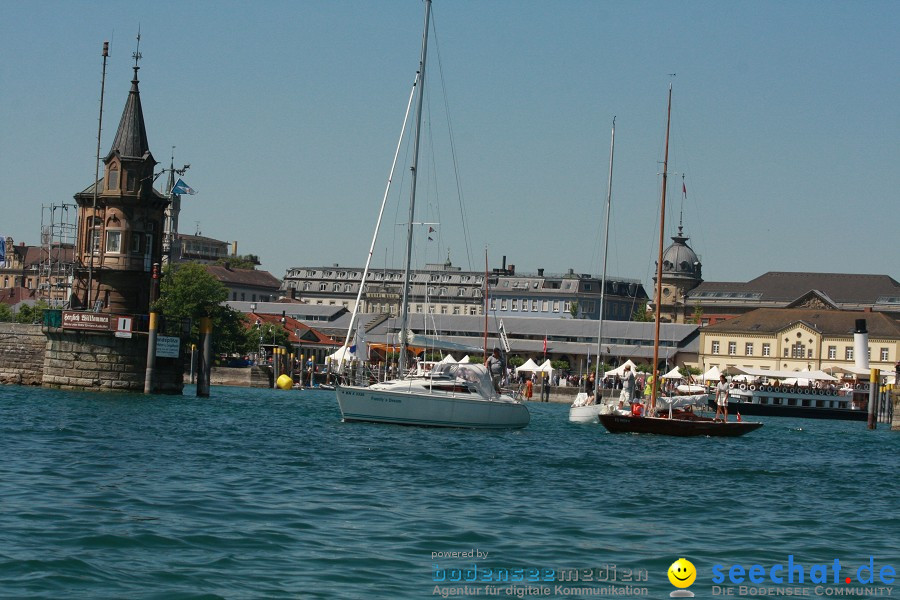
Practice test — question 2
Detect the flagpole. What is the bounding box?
[87,40,109,309]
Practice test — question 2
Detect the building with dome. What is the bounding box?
[652,225,703,324]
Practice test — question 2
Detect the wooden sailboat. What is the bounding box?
[598,85,762,437]
[334,0,529,429]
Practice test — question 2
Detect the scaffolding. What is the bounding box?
[40,203,77,308]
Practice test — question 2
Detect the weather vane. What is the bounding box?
[132,27,142,71]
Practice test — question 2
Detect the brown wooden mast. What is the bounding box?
[650,83,673,414]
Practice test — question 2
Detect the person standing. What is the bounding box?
[714,374,730,422]
[620,364,635,406]
[484,347,505,393]
[541,372,550,402]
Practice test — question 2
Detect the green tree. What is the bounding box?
[0,303,13,322]
[632,303,653,322]
[569,301,579,318]
[550,359,569,372]
[15,300,49,324]
[153,263,248,354]
[688,305,704,325]
[214,254,260,270]
[245,321,291,353]
[507,356,525,368]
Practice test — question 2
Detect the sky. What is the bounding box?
[2,1,898,291]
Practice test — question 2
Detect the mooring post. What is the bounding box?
[868,368,879,430]
[144,312,158,394]
[144,263,161,394]
[197,317,212,397]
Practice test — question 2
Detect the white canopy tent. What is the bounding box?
[661,366,683,380]
[723,366,838,382]
[604,359,639,378]
[538,359,554,374]
[326,346,355,364]
[459,355,471,364]
[515,358,541,375]
[438,354,457,364]
[701,366,721,382]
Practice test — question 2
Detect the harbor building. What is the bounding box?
[687,273,900,326]
[648,221,900,327]
[280,258,647,322]
[207,264,281,303]
[0,238,74,307]
[699,308,900,375]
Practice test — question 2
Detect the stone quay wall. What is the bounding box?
[43,329,183,394]
[0,323,47,386]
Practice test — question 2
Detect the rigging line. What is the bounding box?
[340,77,419,358]
[430,9,474,271]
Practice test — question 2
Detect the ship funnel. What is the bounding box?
[853,319,869,371]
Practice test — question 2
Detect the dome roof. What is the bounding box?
[661,226,702,280]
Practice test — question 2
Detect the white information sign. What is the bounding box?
[156,335,181,358]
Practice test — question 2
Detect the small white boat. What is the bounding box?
[337,363,529,429]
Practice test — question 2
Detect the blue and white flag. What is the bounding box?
[0,237,5,264]
[171,178,197,195]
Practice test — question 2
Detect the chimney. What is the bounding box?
[854,319,869,371]
[502,255,507,270]
[232,241,238,256]
[290,288,297,300]
[537,268,544,277]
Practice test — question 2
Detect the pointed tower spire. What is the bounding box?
[107,30,150,160]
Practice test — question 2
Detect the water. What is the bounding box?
[1,385,897,599]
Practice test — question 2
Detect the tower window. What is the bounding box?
[105,230,122,254]
[108,167,119,190]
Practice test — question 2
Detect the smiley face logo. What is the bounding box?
[668,558,696,588]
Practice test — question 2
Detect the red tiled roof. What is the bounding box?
[245,312,341,346]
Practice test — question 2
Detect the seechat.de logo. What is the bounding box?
[668,558,697,597]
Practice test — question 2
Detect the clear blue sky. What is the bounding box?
[2,1,897,290]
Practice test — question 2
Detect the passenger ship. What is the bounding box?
[707,368,870,421]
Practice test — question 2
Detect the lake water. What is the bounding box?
[1,384,897,599]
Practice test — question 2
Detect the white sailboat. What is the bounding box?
[570,118,617,423]
[335,0,529,429]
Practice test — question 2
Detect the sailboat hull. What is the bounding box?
[336,385,530,429]
[599,414,763,437]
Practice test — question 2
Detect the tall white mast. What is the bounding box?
[398,0,431,375]
[593,117,615,392]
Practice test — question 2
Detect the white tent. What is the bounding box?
[438,354,457,364]
[515,358,540,375]
[661,366,683,380]
[326,346,355,364]
[701,366,721,382]
[459,355,471,364]
[725,366,837,382]
[604,359,638,378]
[538,359,554,374]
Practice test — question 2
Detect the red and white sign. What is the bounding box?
[115,316,133,338]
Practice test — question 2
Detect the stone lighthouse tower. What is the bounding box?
[71,49,168,315]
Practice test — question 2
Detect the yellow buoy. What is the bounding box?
[276,374,293,390]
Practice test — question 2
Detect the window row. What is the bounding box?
[709,341,891,362]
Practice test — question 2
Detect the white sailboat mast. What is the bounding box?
[398,0,431,375]
[593,117,615,393]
